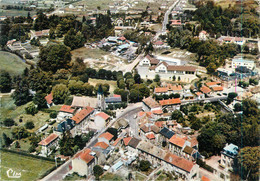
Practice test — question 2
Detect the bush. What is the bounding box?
[25,121,35,129]
[3,118,15,127]
[25,102,38,115]
[139,160,151,171]
[50,111,57,118]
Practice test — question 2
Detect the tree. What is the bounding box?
[12,127,30,140]
[64,29,85,50]
[25,102,38,115]
[2,133,12,147]
[49,27,56,39]
[15,141,20,148]
[145,42,154,54]
[134,73,141,84]
[139,160,151,171]
[178,76,181,81]
[171,110,183,122]
[0,71,12,93]
[52,84,69,104]
[33,90,47,109]
[3,118,15,127]
[154,74,160,83]
[242,99,259,117]
[129,89,141,103]
[93,165,103,179]
[25,121,35,129]
[237,146,260,181]
[172,75,176,81]
[38,44,71,73]
[234,103,242,112]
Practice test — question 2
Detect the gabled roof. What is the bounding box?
[159,127,175,139]
[95,112,110,120]
[159,98,181,106]
[153,41,164,45]
[169,85,182,91]
[205,82,221,87]
[200,86,211,94]
[152,109,163,115]
[99,132,114,141]
[146,133,155,139]
[155,121,166,128]
[138,111,152,118]
[151,125,160,133]
[71,106,94,124]
[201,176,210,181]
[112,138,122,146]
[169,135,186,148]
[212,86,223,92]
[71,96,90,108]
[94,142,109,149]
[188,137,198,147]
[154,87,168,93]
[38,133,59,146]
[145,55,160,65]
[143,97,161,109]
[183,145,194,155]
[195,92,203,96]
[45,93,53,105]
[73,148,94,164]
[140,125,150,133]
[164,153,194,173]
[59,105,75,114]
[123,137,132,146]
[128,137,141,148]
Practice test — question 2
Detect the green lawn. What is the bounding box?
[0,150,55,181]
[0,51,29,76]
[101,172,124,181]
[63,173,86,180]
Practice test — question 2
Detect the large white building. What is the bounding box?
[232,58,255,70]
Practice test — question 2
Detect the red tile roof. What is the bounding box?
[38,133,59,146]
[59,105,75,114]
[169,135,186,148]
[159,98,181,106]
[73,148,94,164]
[118,36,126,41]
[71,106,94,124]
[200,86,211,94]
[138,111,152,117]
[112,138,122,146]
[146,133,155,139]
[212,86,223,92]
[195,92,203,96]
[94,142,109,149]
[123,137,132,146]
[145,55,160,65]
[154,41,164,45]
[188,137,198,147]
[164,153,194,172]
[169,85,182,91]
[155,87,168,93]
[114,94,121,98]
[152,109,163,115]
[155,121,166,128]
[200,30,208,35]
[45,93,53,105]
[99,132,114,141]
[201,176,210,181]
[140,125,149,133]
[205,82,221,87]
[95,112,110,120]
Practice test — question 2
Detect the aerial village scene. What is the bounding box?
[0,0,259,180]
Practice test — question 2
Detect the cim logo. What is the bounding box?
[6,168,21,179]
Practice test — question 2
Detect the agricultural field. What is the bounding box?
[0,9,36,17]
[0,150,55,181]
[0,51,29,76]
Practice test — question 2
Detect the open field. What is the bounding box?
[0,51,29,76]
[71,47,126,70]
[0,9,37,17]
[0,150,55,181]
[101,172,124,181]
[134,172,147,181]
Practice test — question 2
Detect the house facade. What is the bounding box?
[38,133,60,156]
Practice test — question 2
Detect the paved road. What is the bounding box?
[161,0,182,33]
[118,54,144,73]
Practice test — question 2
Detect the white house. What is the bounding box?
[38,133,60,156]
[57,105,76,121]
[139,55,160,66]
[220,143,239,171]
[94,112,110,129]
[98,132,114,145]
[199,30,209,41]
[72,148,96,176]
[232,58,255,70]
